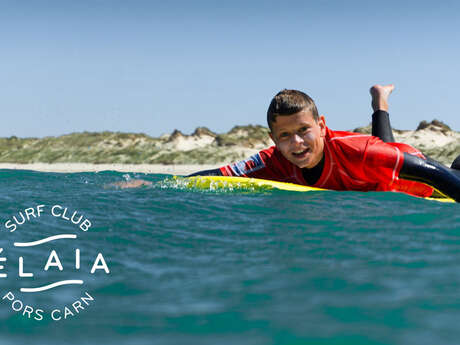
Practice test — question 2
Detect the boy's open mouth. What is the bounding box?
[292,148,310,157]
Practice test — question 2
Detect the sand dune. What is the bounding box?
[0,120,458,173]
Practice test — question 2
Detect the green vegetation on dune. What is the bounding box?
[0,131,161,164]
[215,125,271,148]
[0,122,458,165]
[0,128,260,164]
[419,141,460,166]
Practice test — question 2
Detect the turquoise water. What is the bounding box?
[0,170,459,345]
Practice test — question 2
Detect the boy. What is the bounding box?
[191,85,460,201]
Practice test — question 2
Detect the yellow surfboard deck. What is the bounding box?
[183,175,326,192]
[182,175,455,203]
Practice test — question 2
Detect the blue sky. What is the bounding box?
[1,0,459,138]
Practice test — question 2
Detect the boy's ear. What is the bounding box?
[269,131,275,143]
[318,115,326,136]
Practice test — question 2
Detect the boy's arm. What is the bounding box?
[188,148,285,181]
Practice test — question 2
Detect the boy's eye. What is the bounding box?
[299,126,308,133]
[279,132,289,138]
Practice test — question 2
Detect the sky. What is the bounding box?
[1,0,460,138]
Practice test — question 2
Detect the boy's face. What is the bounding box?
[269,110,326,169]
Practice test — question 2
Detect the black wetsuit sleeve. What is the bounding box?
[372,110,395,143]
[400,153,460,202]
[187,168,223,177]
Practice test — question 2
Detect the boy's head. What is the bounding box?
[267,89,319,130]
[267,89,326,169]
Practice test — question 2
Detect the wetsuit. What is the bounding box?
[372,111,460,201]
[189,111,460,202]
[218,127,434,197]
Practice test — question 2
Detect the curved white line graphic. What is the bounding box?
[20,280,84,292]
[14,234,77,247]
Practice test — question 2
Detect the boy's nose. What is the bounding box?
[291,133,303,144]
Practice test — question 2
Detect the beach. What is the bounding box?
[0,163,219,175]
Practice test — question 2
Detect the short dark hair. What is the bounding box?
[267,89,319,131]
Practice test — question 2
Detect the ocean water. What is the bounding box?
[0,169,459,345]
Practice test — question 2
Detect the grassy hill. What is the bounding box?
[1,121,458,165]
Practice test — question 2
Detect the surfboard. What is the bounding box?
[182,175,455,203]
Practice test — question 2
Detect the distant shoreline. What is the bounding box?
[0,163,219,175]
[0,121,458,169]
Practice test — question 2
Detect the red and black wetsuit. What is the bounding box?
[189,111,460,201]
[219,126,433,198]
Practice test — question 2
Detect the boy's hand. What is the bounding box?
[112,179,152,189]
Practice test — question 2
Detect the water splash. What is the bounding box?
[157,176,273,193]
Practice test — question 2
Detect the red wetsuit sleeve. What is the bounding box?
[219,147,293,182]
[219,149,273,178]
[362,139,433,196]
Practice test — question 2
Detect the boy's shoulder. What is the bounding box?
[325,127,373,143]
[323,127,376,157]
[324,127,421,157]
